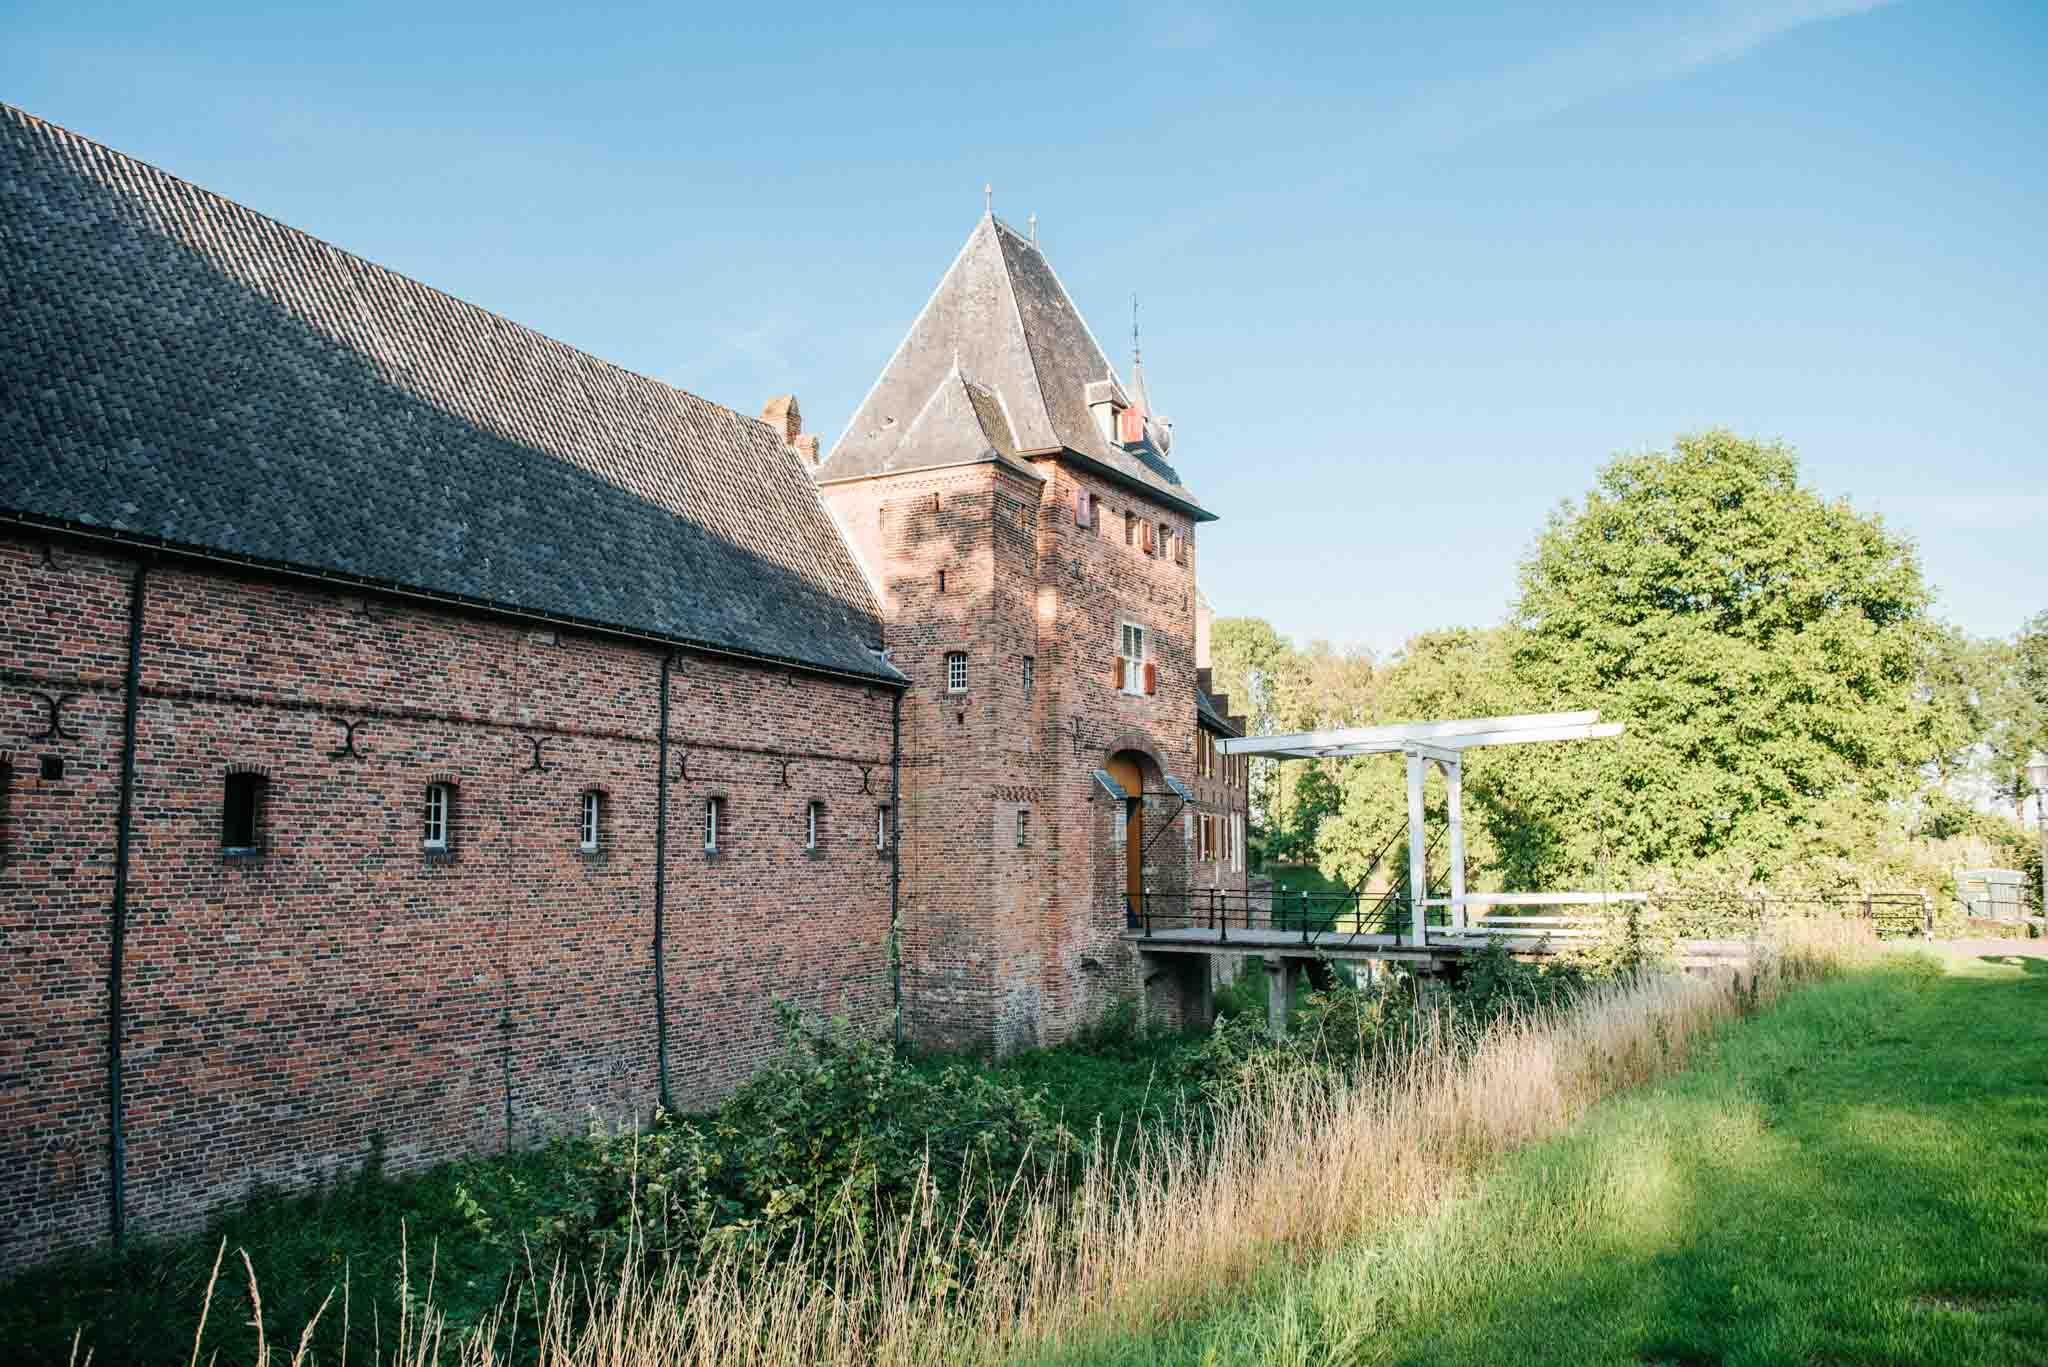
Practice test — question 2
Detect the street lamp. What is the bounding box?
[2029,750,2048,924]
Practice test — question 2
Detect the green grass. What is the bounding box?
[1046,951,2048,1366]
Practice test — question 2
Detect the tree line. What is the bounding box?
[1210,431,2045,901]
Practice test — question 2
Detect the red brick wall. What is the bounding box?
[821,458,1248,1052]
[0,535,894,1269]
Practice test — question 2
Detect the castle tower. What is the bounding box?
[814,212,1248,1053]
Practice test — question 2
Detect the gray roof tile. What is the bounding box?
[820,216,1212,521]
[0,104,901,683]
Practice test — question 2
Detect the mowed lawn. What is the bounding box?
[1050,950,2048,1367]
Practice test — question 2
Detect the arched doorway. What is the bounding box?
[1104,749,1150,919]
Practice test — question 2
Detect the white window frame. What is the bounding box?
[1119,621,1148,696]
[704,795,722,853]
[1016,807,1030,848]
[945,651,968,693]
[806,799,821,851]
[423,783,450,851]
[877,803,891,851]
[580,790,602,852]
[1021,655,1035,694]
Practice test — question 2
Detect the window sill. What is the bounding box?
[578,848,607,865]
[703,848,724,862]
[223,848,266,865]
[803,847,825,860]
[423,848,457,867]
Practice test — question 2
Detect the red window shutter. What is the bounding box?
[1113,656,1125,690]
[1119,408,1142,444]
[1074,488,1088,526]
[1142,522,1155,554]
[1144,661,1157,695]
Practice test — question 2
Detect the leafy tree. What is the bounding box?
[1504,430,1966,883]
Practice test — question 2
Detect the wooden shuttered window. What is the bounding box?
[1141,521,1155,555]
[1143,661,1157,695]
[1112,656,1125,690]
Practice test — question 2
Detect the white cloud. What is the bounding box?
[1386,0,1900,150]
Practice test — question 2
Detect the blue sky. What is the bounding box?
[7,1,2043,655]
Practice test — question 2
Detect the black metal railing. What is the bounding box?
[1127,887,1935,948]
[1129,888,1452,947]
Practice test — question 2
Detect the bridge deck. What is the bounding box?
[1124,925,1759,970]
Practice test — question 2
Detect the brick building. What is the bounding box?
[813,212,1250,1053]
[0,104,1245,1268]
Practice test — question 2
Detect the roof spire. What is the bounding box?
[983,182,992,216]
[1128,292,1152,420]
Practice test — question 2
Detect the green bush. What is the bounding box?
[450,1007,1080,1282]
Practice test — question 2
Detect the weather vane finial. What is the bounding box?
[984,182,992,215]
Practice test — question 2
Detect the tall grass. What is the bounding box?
[169,921,1876,1367]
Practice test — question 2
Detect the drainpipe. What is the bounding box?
[107,558,149,1250]
[889,689,903,1053]
[652,651,673,1112]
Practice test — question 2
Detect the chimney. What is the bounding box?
[1196,667,1213,695]
[761,395,802,443]
[762,395,823,465]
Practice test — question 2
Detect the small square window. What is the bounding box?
[1016,807,1030,848]
[1124,511,1135,546]
[423,783,452,850]
[580,790,603,852]
[877,803,892,852]
[1088,493,1101,533]
[945,651,968,693]
[806,799,822,851]
[1021,655,1035,694]
[705,796,723,853]
[223,772,265,853]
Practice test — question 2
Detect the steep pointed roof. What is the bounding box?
[897,364,1040,482]
[821,215,1213,521]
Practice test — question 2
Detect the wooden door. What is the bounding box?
[1104,752,1145,917]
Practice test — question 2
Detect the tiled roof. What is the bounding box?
[0,105,902,683]
[1197,689,1242,736]
[820,215,1212,521]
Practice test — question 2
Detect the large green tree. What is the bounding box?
[1502,430,1965,883]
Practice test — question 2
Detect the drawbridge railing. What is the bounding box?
[1130,887,1934,953]
[1130,888,1451,948]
